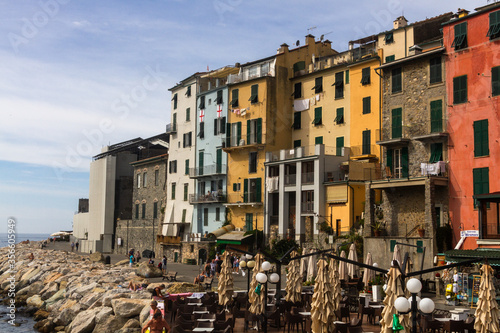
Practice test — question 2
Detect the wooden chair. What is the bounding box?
[464,316,476,333]
[444,319,465,333]
[334,322,349,333]
[283,311,304,333]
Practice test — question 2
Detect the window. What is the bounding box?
[215,90,223,104]
[172,113,177,132]
[243,178,261,203]
[249,152,258,173]
[301,191,314,213]
[227,122,241,147]
[361,67,371,85]
[247,118,262,144]
[143,172,147,187]
[334,72,344,99]
[345,70,349,84]
[452,22,467,50]
[142,203,146,219]
[214,117,226,136]
[429,143,443,163]
[185,85,191,97]
[203,208,209,227]
[185,159,189,175]
[169,160,177,173]
[292,112,301,129]
[313,77,323,93]
[294,140,301,148]
[186,107,190,122]
[392,108,403,138]
[155,169,159,186]
[336,137,344,156]
[135,204,139,219]
[230,89,239,107]
[312,107,322,126]
[453,75,467,104]
[488,11,500,40]
[430,57,442,84]
[492,66,500,96]
[137,174,141,188]
[392,67,402,93]
[429,100,443,133]
[171,183,176,200]
[334,108,344,124]
[474,119,489,157]
[245,213,253,231]
[233,183,241,192]
[384,32,394,44]
[215,207,220,221]
[249,84,258,103]
[172,93,178,109]
[153,202,158,219]
[362,97,371,114]
[199,95,206,109]
[362,130,371,155]
[387,147,409,179]
[183,132,192,147]
[183,184,188,201]
[216,148,222,173]
[315,136,323,145]
[199,121,204,139]
[293,82,302,99]
[293,61,305,73]
[386,55,395,63]
[182,209,187,223]
[473,167,489,208]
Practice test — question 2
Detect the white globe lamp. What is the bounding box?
[408,296,421,310]
[246,254,253,260]
[406,278,422,294]
[262,261,272,271]
[256,272,268,284]
[373,262,379,267]
[419,298,435,314]
[269,273,280,283]
[394,296,410,313]
[240,260,247,268]
[247,260,255,269]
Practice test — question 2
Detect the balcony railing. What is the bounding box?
[166,123,176,134]
[227,66,274,84]
[350,145,378,156]
[301,202,314,213]
[302,172,315,184]
[267,145,350,162]
[284,174,297,186]
[226,192,261,204]
[189,192,227,204]
[368,161,448,181]
[189,164,226,178]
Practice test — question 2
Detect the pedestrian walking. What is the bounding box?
[75,241,79,251]
[162,256,167,273]
[71,242,75,252]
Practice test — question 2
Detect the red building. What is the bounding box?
[444,4,500,250]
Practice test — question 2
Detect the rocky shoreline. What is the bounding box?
[0,241,203,332]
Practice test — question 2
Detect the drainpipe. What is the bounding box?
[348,182,355,230]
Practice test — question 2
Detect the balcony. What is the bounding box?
[166,123,177,134]
[350,145,378,158]
[227,66,274,84]
[225,192,262,206]
[267,145,350,162]
[189,192,227,204]
[302,172,315,185]
[377,127,411,147]
[285,174,297,186]
[301,202,314,213]
[156,235,181,244]
[189,164,226,178]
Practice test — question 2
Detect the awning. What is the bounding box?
[474,191,500,203]
[326,185,348,203]
[444,249,500,267]
[216,231,253,245]
[207,224,235,240]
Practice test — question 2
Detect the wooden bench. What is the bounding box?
[202,277,213,290]
[162,271,177,282]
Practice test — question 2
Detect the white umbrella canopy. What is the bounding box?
[362,252,375,288]
[347,243,359,279]
[311,259,334,333]
[338,250,348,281]
[328,258,341,316]
[299,250,309,282]
[217,251,234,306]
[249,253,265,315]
[380,262,410,333]
[307,248,318,282]
[392,244,402,266]
[474,264,500,333]
[285,251,302,303]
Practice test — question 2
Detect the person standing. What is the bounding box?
[71,242,75,252]
[129,253,134,267]
[75,241,79,252]
[162,256,167,273]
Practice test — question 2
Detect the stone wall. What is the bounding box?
[114,219,158,257]
[181,242,212,265]
[161,244,181,263]
[383,186,425,237]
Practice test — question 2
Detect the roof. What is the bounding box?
[216,231,253,245]
[93,133,169,160]
[445,249,500,266]
[168,72,207,91]
[442,3,500,26]
[376,47,445,70]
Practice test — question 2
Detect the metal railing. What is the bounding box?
[301,201,315,213]
[226,192,261,204]
[227,66,274,84]
[189,192,227,204]
[284,174,296,186]
[302,172,315,184]
[350,144,378,156]
[189,164,226,177]
[166,123,176,133]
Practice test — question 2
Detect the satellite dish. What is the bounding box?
[296,40,300,46]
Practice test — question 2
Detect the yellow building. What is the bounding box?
[224,36,335,238]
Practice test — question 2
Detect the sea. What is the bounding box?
[0,233,51,332]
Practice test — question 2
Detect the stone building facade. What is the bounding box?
[115,154,168,257]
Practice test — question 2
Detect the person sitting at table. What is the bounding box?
[142,311,170,333]
[194,271,207,285]
[151,284,169,301]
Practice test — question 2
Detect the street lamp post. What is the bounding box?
[394,278,435,333]
[256,260,279,333]
[239,254,255,307]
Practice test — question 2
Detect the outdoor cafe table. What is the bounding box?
[192,328,214,332]
[188,303,203,306]
[193,311,210,314]
[435,318,451,322]
[197,318,216,322]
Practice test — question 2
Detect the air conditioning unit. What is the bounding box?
[239,139,245,146]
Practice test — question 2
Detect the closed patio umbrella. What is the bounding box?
[299,249,309,282]
[338,250,348,281]
[347,243,359,279]
[380,261,410,333]
[392,244,401,266]
[307,248,318,282]
[311,259,334,333]
[285,251,302,303]
[474,263,500,333]
[362,252,375,289]
[329,258,341,315]
[217,251,234,306]
[249,253,265,315]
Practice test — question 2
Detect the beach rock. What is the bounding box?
[80,291,104,309]
[33,318,55,333]
[17,280,44,297]
[54,326,65,331]
[55,303,82,326]
[89,252,104,262]
[122,318,141,329]
[40,281,59,300]
[95,306,114,323]
[111,298,150,318]
[67,308,100,333]
[92,315,128,333]
[27,295,44,308]
[73,282,99,297]
[102,291,131,307]
[45,288,65,306]
[33,309,50,321]
[115,329,141,333]
[115,259,130,266]
[139,304,151,326]
[135,262,162,278]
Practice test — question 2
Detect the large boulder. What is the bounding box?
[27,295,44,308]
[135,262,162,278]
[139,304,152,326]
[122,318,141,329]
[54,302,82,326]
[40,281,59,300]
[67,308,100,333]
[33,318,55,333]
[89,252,104,263]
[45,289,65,306]
[102,290,131,307]
[92,315,128,333]
[111,298,150,318]
[17,280,44,297]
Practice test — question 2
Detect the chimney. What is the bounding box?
[393,16,408,30]
[457,8,469,18]
[408,45,422,56]
[278,43,289,54]
[305,34,315,45]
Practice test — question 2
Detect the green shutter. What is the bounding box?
[184,184,188,201]
[186,85,191,97]
[231,89,239,107]
[392,108,402,138]
[473,167,490,208]
[362,130,371,155]
[386,149,393,173]
[390,240,397,252]
[173,113,177,132]
[233,183,237,192]
[256,118,262,144]
[135,204,139,219]
[247,119,251,144]
[293,112,301,129]
[250,84,258,103]
[173,93,178,109]
[392,67,402,93]
[430,57,442,84]
[361,67,370,85]
[237,122,242,144]
[363,97,371,114]
[345,70,349,84]
[294,140,301,148]
[314,77,323,93]
[336,137,344,156]
[255,178,262,203]
[402,147,409,178]
[199,152,204,173]
[243,179,248,202]
[199,96,205,109]
[315,136,323,145]
[153,202,158,219]
[313,107,322,125]
[488,11,500,39]
[429,143,443,163]
[226,122,231,147]
[334,108,344,124]
[385,55,395,63]
[453,75,467,104]
[294,82,302,99]
[474,120,489,157]
[492,66,500,96]
[171,183,175,200]
[453,22,468,50]
[186,159,190,175]
[416,240,423,253]
[216,149,222,173]
[186,107,190,121]
[430,100,443,133]
[182,209,186,222]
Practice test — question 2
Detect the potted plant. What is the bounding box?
[417,224,425,237]
[371,220,385,237]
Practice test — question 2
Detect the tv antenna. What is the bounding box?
[320,31,333,41]
[307,26,317,35]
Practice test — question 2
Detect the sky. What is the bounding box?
[0,0,487,234]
